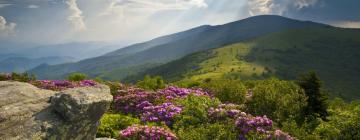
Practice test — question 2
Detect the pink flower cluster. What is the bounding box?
[31,80,97,91]
[114,86,210,114]
[114,87,158,114]
[119,125,178,140]
[236,115,273,135]
[274,130,294,140]
[158,86,210,100]
[208,103,242,120]
[235,114,294,140]
[140,102,182,125]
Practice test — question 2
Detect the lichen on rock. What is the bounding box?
[0,81,112,140]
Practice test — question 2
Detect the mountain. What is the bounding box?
[30,15,330,79]
[0,56,74,72]
[0,42,124,72]
[125,27,360,100]
[18,42,123,61]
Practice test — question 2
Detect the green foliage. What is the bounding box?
[66,73,88,81]
[173,80,201,88]
[201,79,246,105]
[125,51,214,83]
[176,122,238,140]
[312,98,360,139]
[96,113,140,138]
[245,78,307,124]
[280,120,321,140]
[297,71,329,120]
[173,94,220,129]
[0,72,36,82]
[136,75,165,91]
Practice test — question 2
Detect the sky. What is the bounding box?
[0,0,359,46]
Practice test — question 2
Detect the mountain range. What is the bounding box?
[28,15,360,100]
[0,42,123,72]
[30,15,329,78]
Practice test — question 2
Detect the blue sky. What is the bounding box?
[0,0,359,45]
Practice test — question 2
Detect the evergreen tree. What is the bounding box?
[297,71,328,120]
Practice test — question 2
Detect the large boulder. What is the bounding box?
[0,81,112,140]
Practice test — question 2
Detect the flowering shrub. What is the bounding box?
[100,84,295,140]
[273,130,294,140]
[119,125,178,140]
[235,114,294,140]
[158,86,210,100]
[235,114,273,138]
[113,86,210,114]
[113,87,158,114]
[208,103,242,120]
[173,94,221,129]
[97,114,140,138]
[140,102,182,125]
[31,80,97,91]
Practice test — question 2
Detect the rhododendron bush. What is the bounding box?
[108,84,295,140]
[0,73,296,139]
[0,73,97,91]
[31,80,97,90]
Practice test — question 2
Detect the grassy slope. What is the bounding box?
[127,28,360,100]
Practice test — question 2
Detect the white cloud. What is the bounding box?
[66,0,86,31]
[294,0,318,9]
[0,4,12,8]
[102,0,207,15]
[247,0,318,16]
[0,16,16,34]
[28,4,39,9]
[333,21,360,29]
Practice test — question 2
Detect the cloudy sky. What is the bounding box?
[0,0,359,45]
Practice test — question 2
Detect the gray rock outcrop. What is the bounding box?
[0,81,112,140]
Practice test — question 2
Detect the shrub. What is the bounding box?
[208,103,243,121]
[176,123,238,140]
[30,80,97,91]
[0,72,36,82]
[173,94,220,129]
[96,113,140,138]
[311,99,360,139]
[201,79,246,105]
[245,78,307,125]
[140,102,182,126]
[136,75,165,91]
[119,125,178,140]
[67,73,88,81]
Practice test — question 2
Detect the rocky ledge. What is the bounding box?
[0,81,112,140]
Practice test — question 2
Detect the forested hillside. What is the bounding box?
[126,28,360,100]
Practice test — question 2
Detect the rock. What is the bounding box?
[0,81,112,140]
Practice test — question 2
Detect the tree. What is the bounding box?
[297,71,328,120]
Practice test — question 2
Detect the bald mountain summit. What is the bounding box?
[30,15,360,100]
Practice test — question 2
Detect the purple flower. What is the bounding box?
[208,103,242,120]
[140,102,182,125]
[120,125,178,140]
[30,80,97,91]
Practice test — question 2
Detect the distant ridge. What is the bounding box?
[30,15,330,80]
